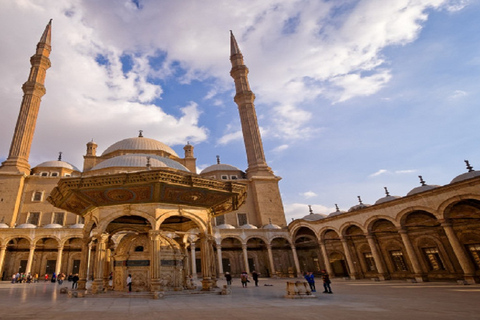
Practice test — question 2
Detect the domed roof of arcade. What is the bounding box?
[215,223,236,229]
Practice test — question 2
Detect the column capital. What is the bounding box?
[397,228,408,234]
[0,245,7,250]
[266,244,272,250]
[29,245,36,250]
[94,232,109,243]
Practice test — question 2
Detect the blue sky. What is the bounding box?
[0,0,479,221]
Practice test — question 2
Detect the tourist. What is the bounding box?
[252,270,260,287]
[321,270,332,294]
[51,272,56,283]
[72,274,79,289]
[126,274,132,292]
[305,272,316,292]
[67,273,73,282]
[34,273,39,283]
[11,274,15,284]
[225,272,232,285]
[240,271,248,288]
[44,273,49,282]
[58,272,65,285]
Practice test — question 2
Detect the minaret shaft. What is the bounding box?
[230,33,271,176]
[1,20,52,174]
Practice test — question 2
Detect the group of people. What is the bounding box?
[11,272,39,283]
[304,270,333,294]
[13,272,79,289]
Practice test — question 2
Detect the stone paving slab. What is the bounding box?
[0,279,479,320]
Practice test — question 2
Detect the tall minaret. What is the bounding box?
[0,20,52,174]
[230,31,273,177]
[229,31,286,227]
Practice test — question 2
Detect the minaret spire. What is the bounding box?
[0,20,52,174]
[229,31,272,176]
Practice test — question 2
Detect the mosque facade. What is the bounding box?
[0,21,478,293]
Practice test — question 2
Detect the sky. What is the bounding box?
[1,0,479,222]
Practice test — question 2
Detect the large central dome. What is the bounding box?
[102,137,178,157]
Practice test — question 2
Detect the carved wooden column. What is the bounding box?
[290,244,301,277]
[149,230,162,291]
[25,245,35,274]
[319,241,334,276]
[77,238,90,290]
[55,246,64,276]
[340,237,357,279]
[366,234,388,280]
[91,233,108,293]
[200,236,214,290]
[398,228,425,282]
[442,221,477,284]
[0,245,7,278]
[266,244,276,277]
[242,244,250,274]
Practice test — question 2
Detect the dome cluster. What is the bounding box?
[297,161,480,222]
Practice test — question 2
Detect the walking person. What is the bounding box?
[126,274,132,292]
[252,270,260,287]
[321,270,333,294]
[304,271,316,292]
[240,271,248,288]
[225,272,232,285]
[72,274,79,289]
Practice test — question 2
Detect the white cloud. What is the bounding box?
[272,144,289,153]
[370,169,416,177]
[217,130,243,145]
[449,90,467,99]
[442,0,471,12]
[300,191,317,198]
[284,202,332,221]
[370,169,388,177]
[395,169,416,174]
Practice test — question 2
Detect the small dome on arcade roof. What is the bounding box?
[375,187,401,205]
[215,223,235,229]
[450,160,480,184]
[407,176,440,196]
[16,223,37,229]
[43,224,63,229]
[302,205,327,221]
[263,219,282,229]
[348,196,371,212]
[239,223,258,229]
[69,223,85,229]
[328,204,346,217]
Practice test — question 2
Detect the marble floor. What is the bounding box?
[0,278,479,320]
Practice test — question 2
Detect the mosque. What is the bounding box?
[0,21,478,293]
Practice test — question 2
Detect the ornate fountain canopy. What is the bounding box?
[48,168,247,216]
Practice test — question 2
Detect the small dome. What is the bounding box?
[451,161,480,184]
[0,223,9,228]
[91,154,189,172]
[215,224,235,229]
[34,160,80,172]
[302,213,327,221]
[328,204,346,217]
[407,176,439,196]
[375,195,401,205]
[201,163,242,174]
[375,187,401,205]
[348,197,370,212]
[102,137,178,157]
[69,223,85,229]
[16,223,37,229]
[43,224,63,229]
[263,223,282,230]
[239,223,258,229]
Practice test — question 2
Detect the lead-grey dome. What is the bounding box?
[201,163,242,174]
[215,224,235,229]
[302,213,327,221]
[91,154,189,172]
[451,161,480,184]
[43,223,63,229]
[102,137,178,157]
[407,176,439,196]
[34,160,80,172]
[16,223,37,229]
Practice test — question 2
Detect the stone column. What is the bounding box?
[442,222,477,284]
[91,233,108,293]
[290,245,301,277]
[149,230,162,291]
[77,238,90,291]
[266,244,276,277]
[366,234,388,280]
[25,245,35,274]
[190,241,197,279]
[319,241,333,276]
[55,246,64,276]
[242,244,250,274]
[216,243,224,278]
[86,242,93,282]
[340,237,357,280]
[0,245,7,278]
[398,229,425,282]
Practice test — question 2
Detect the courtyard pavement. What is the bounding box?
[0,278,479,320]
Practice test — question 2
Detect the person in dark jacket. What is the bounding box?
[225,272,232,285]
[321,270,333,293]
[304,272,316,292]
